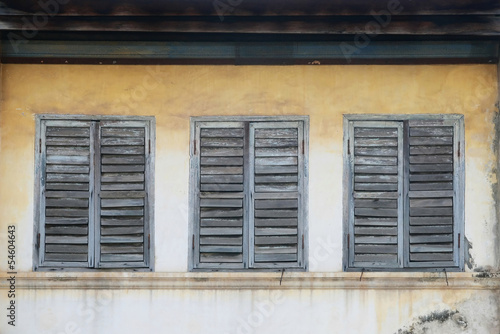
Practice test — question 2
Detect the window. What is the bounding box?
[343,115,464,271]
[190,116,308,270]
[34,115,155,271]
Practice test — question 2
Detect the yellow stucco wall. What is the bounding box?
[0,64,498,272]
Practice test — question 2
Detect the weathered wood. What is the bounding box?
[354,254,398,262]
[45,226,88,235]
[45,182,89,191]
[409,182,453,191]
[101,217,144,226]
[408,190,454,198]
[353,192,398,199]
[200,254,242,263]
[201,175,243,183]
[354,183,398,191]
[354,147,398,156]
[101,173,144,183]
[354,128,397,137]
[254,228,297,236]
[409,155,453,164]
[410,253,453,261]
[354,199,397,208]
[354,227,398,235]
[101,226,144,235]
[201,128,245,138]
[355,244,397,254]
[409,163,453,172]
[45,244,88,253]
[254,138,298,147]
[200,184,244,192]
[255,157,298,166]
[255,147,298,157]
[101,183,144,191]
[410,146,453,155]
[100,236,144,243]
[409,225,453,234]
[46,236,88,244]
[254,218,298,227]
[410,198,453,208]
[254,246,297,254]
[199,237,243,245]
[255,184,298,192]
[354,236,397,244]
[200,228,242,236]
[255,175,298,183]
[47,155,90,165]
[255,253,297,262]
[199,245,243,253]
[101,155,145,164]
[45,253,88,261]
[101,127,145,137]
[46,127,90,137]
[101,137,145,146]
[200,166,243,175]
[100,190,146,198]
[354,165,398,174]
[254,236,297,245]
[201,138,244,147]
[100,254,144,262]
[46,165,90,173]
[255,128,297,139]
[410,217,453,225]
[410,234,452,243]
[101,245,144,253]
[46,173,89,183]
[410,127,453,137]
[354,156,397,166]
[100,209,144,216]
[46,190,90,199]
[200,208,243,218]
[410,207,453,216]
[45,217,89,225]
[409,173,453,182]
[201,147,244,156]
[254,199,298,209]
[200,199,243,208]
[201,218,243,227]
[46,208,89,217]
[201,157,244,166]
[255,165,298,174]
[354,138,398,147]
[100,146,144,155]
[47,147,90,156]
[409,137,453,145]
[354,217,398,226]
[46,137,90,146]
[255,209,297,218]
[46,198,89,208]
[101,198,145,207]
[410,244,453,252]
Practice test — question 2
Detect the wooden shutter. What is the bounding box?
[97,120,151,269]
[347,121,404,269]
[249,122,304,269]
[40,120,94,268]
[194,122,246,269]
[406,119,462,268]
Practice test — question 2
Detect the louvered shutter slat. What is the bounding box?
[98,122,149,268]
[250,122,303,268]
[42,121,92,266]
[350,122,403,268]
[407,122,456,267]
[197,125,245,267]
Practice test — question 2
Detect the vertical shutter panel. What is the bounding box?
[249,122,303,269]
[195,122,246,269]
[97,121,149,268]
[349,121,404,269]
[407,119,459,268]
[40,120,93,267]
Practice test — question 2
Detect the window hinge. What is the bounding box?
[39,138,42,153]
[458,142,460,158]
[347,234,350,249]
[458,233,460,248]
[302,235,304,249]
[192,235,195,249]
[37,233,40,249]
[148,234,151,250]
[301,140,304,155]
[149,140,151,155]
[347,139,350,155]
[194,140,197,155]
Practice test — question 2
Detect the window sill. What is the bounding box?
[1,272,498,290]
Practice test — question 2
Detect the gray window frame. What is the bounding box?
[189,116,309,271]
[343,114,465,272]
[33,114,155,272]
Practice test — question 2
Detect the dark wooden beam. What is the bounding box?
[1,0,499,16]
[2,40,497,65]
[1,15,500,36]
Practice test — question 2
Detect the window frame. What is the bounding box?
[343,114,465,272]
[33,114,156,272]
[189,116,309,272]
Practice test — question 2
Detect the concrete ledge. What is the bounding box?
[1,272,499,290]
